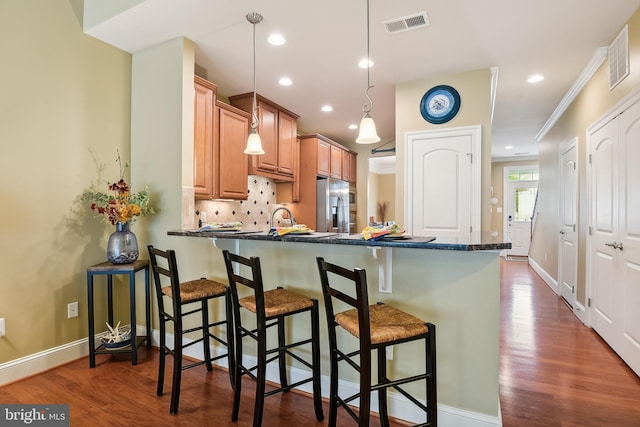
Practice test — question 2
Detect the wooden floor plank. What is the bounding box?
[2,259,640,426]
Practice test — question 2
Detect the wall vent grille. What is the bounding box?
[383,12,430,34]
[609,25,629,90]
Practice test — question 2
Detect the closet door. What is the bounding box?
[590,118,619,351]
[617,102,640,375]
[590,100,640,376]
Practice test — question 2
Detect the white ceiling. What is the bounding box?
[84,0,640,160]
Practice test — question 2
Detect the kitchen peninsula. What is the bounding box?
[168,229,509,426]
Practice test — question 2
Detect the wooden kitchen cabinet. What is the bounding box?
[296,134,357,228]
[194,76,216,199]
[330,145,342,179]
[194,76,250,200]
[342,150,357,183]
[276,137,300,203]
[214,101,250,199]
[228,93,299,182]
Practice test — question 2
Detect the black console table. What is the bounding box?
[86,260,151,367]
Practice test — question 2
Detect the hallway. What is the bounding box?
[499,259,640,426]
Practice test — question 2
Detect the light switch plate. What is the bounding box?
[0,318,5,337]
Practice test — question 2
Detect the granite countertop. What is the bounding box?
[167,229,511,251]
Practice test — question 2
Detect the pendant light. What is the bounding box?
[356,0,380,144]
[244,12,265,155]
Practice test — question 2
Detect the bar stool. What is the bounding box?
[222,250,324,427]
[147,245,234,415]
[316,257,437,427]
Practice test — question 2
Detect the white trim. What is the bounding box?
[490,66,499,125]
[0,339,88,386]
[574,300,587,324]
[2,328,501,426]
[528,257,559,295]
[535,47,608,142]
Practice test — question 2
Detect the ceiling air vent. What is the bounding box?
[609,25,629,90]
[383,12,430,34]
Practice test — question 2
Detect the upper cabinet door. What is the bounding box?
[256,101,278,172]
[217,102,249,199]
[278,111,297,175]
[194,77,216,199]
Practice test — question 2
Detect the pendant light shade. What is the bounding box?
[356,0,380,144]
[244,12,265,155]
[245,130,264,155]
[356,113,380,144]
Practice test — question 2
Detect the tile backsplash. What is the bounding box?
[194,176,281,229]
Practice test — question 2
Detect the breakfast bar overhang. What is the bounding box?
[168,229,509,426]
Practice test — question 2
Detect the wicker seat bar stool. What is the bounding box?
[222,250,324,427]
[316,257,437,427]
[147,245,234,415]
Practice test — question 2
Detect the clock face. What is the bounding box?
[420,85,461,124]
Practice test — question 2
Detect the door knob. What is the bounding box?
[559,230,565,235]
[605,242,618,248]
[616,242,624,251]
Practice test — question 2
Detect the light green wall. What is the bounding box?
[532,7,640,305]
[395,69,493,232]
[0,0,132,362]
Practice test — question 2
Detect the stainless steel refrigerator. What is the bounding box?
[316,178,350,233]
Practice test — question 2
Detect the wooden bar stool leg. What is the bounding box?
[378,347,390,427]
[202,300,213,371]
[231,327,243,421]
[253,331,268,427]
[170,315,183,415]
[427,323,438,426]
[311,300,324,420]
[277,316,289,389]
[225,290,236,389]
[157,315,166,396]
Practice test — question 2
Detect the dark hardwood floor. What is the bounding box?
[499,259,640,427]
[2,259,640,426]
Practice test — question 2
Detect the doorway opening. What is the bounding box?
[504,166,539,258]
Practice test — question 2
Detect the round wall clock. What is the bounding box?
[419,85,461,124]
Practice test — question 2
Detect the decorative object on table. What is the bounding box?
[269,224,313,236]
[100,321,131,349]
[420,84,461,124]
[81,149,155,264]
[376,201,389,224]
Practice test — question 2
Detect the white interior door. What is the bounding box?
[405,126,481,243]
[503,167,538,257]
[589,98,640,376]
[616,102,640,376]
[590,117,619,350]
[559,139,578,307]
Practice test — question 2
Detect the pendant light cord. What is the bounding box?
[363,0,374,115]
[252,18,258,130]
[246,12,263,131]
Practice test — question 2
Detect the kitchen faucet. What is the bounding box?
[270,206,296,228]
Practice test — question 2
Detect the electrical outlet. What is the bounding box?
[67,302,79,319]
[0,318,5,337]
[201,211,208,222]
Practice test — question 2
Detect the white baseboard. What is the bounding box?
[0,338,89,386]
[528,257,559,294]
[2,328,502,427]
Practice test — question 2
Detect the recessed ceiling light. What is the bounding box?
[349,124,358,130]
[527,74,544,83]
[321,105,333,112]
[278,77,292,86]
[358,58,374,69]
[505,145,513,150]
[268,34,285,46]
